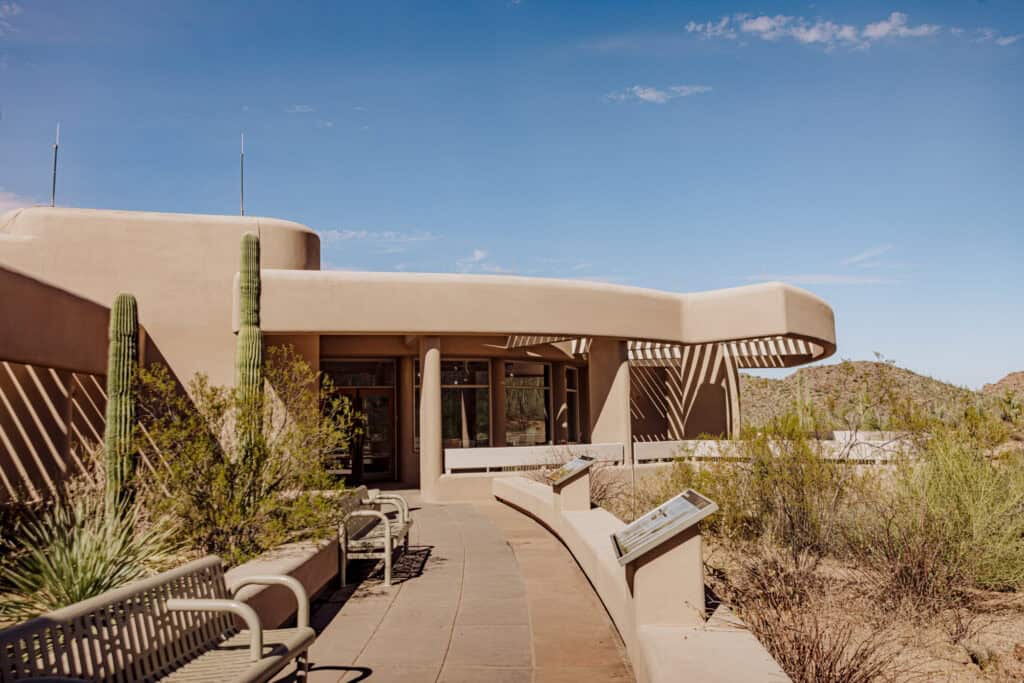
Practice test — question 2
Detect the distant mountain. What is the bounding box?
[739,361,985,428]
[982,372,1024,398]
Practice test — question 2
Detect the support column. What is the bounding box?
[552,361,568,444]
[418,336,442,501]
[490,359,506,447]
[398,355,417,487]
[587,338,632,462]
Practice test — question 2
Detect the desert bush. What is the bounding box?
[845,422,1024,603]
[0,499,178,621]
[708,544,896,683]
[0,453,180,621]
[135,345,361,566]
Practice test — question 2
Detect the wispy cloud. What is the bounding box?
[606,84,711,104]
[316,119,335,129]
[0,189,36,212]
[975,27,1022,46]
[321,229,437,243]
[749,243,901,285]
[746,273,893,286]
[0,1,23,35]
[284,104,316,114]
[862,12,940,41]
[456,248,509,274]
[320,228,439,255]
[842,244,893,267]
[688,11,940,50]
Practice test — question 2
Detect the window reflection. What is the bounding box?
[505,361,550,446]
[415,359,491,449]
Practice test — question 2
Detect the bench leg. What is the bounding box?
[384,544,393,587]
[340,540,348,587]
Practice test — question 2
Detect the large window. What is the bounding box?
[415,359,491,449]
[505,361,551,446]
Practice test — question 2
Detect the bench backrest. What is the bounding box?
[0,556,233,682]
[339,486,381,539]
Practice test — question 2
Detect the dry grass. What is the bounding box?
[604,379,1024,682]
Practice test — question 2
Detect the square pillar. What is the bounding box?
[587,338,632,462]
[490,359,506,447]
[418,336,442,501]
[398,355,418,487]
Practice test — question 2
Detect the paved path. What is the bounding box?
[292,494,633,683]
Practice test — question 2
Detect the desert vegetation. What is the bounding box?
[605,359,1024,682]
[0,235,361,621]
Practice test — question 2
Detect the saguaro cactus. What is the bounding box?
[104,293,138,511]
[235,232,263,453]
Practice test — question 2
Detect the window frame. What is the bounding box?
[503,360,554,447]
[415,357,493,448]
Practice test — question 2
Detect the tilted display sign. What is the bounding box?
[544,455,595,486]
[612,489,718,566]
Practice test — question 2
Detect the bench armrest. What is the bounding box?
[166,598,263,662]
[374,494,410,524]
[229,575,310,628]
[341,509,392,548]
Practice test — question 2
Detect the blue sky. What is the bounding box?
[1,1,1021,389]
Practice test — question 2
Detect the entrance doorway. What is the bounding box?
[322,360,397,484]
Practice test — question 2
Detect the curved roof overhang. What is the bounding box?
[247,270,836,365]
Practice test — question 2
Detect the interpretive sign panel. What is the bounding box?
[544,455,595,486]
[612,489,718,566]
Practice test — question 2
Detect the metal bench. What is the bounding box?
[0,556,314,683]
[339,490,412,587]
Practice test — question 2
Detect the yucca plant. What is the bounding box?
[0,495,180,622]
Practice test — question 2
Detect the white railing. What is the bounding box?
[634,437,908,465]
[444,442,625,474]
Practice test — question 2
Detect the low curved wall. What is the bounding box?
[492,476,789,683]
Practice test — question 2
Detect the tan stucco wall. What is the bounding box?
[0,361,106,504]
[250,270,836,357]
[0,208,318,389]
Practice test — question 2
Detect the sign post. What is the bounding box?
[611,489,718,627]
[544,455,595,512]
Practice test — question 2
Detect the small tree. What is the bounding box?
[135,345,360,565]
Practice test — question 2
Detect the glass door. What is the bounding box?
[321,360,398,484]
[358,389,396,481]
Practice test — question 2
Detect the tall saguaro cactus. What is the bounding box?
[235,232,263,455]
[104,293,138,512]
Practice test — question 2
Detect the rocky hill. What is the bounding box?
[982,371,1024,398]
[739,361,992,428]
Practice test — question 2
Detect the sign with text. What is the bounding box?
[612,489,718,566]
[544,455,595,486]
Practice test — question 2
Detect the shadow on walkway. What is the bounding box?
[309,546,434,634]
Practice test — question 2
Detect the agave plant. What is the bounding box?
[0,496,180,622]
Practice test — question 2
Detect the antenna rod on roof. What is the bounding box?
[50,123,60,207]
[240,132,245,216]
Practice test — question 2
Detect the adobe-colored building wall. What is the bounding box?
[0,361,106,504]
[0,208,319,390]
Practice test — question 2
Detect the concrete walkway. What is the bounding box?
[293,493,633,683]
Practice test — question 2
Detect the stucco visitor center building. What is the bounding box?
[0,207,836,503]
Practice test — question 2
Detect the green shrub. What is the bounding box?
[846,423,1024,601]
[0,494,178,621]
[135,345,361,566]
